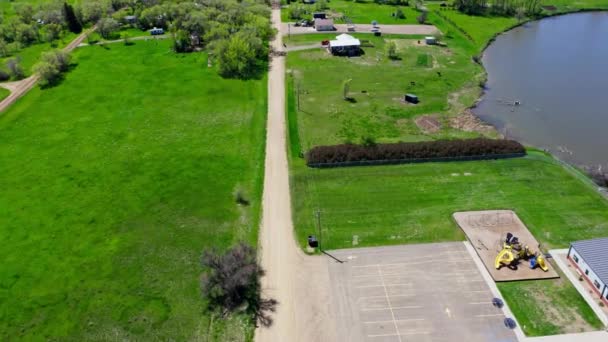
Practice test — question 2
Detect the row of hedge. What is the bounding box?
[306,138,526,167]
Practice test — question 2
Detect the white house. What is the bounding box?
[328,34,361,56]
[568,237,608,305]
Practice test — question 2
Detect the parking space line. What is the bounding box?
[400,331,431,336]
[361,305,422,312]
[469,302,493,305]
[364,318,425,324]
[475,313,504,317]
[356,283,412,289]
[368,333,399,338]
[378,265,403,342]
[353,274,380,278]
[359,294,415,300]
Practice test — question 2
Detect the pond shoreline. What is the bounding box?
[468,10,608,177]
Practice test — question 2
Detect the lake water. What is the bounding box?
[473,12,608,169]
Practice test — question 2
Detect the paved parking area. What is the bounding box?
[327,242,517,342]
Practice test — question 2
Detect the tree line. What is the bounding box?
[0,0,274,81]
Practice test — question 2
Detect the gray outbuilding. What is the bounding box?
[314,18,334,32]
[568,237,608,305]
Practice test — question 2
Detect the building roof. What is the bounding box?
[572,237,608,285]
[336,33,355,41]
[329,34,360,48]
[315,18,333,26]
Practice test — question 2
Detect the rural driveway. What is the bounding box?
[282,23,439,35]
[0,27,94,113]
[255,7,337,342]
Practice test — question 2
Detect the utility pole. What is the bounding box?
[316,209,322,251]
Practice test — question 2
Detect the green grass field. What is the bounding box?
[0,40,266,340]
[291,151,608,250]
[0,87,9,100]
[282,0,422,24]
[287,34,485,150]
[499,277,604,336]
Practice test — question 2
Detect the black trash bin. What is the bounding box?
[308,235,319,248]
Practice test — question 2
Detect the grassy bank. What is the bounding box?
[0,40,266,340]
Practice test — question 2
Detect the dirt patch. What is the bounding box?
[449,109,497,135]
[453,210,560,282]
[415,114,441,133]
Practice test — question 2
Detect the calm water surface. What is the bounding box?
[474,12,608,168]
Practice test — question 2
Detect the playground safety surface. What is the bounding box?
[453,210,559,281]
[326,242,517,342]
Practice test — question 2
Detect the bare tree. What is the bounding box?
[201,243,277,327]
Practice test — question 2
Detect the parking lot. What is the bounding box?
[327,242,517,342]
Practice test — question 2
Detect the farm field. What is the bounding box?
[281,0,422,24]
[286,33,485,150]
[0,40,266,340]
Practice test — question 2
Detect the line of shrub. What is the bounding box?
[432,10,475,43]
[306,138,526,167]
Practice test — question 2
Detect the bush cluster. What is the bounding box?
[306,138,526,166]
[33,50,71,87]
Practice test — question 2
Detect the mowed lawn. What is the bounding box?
[291,151,608,250]
[287,34,483,150]
[0,40,266,340]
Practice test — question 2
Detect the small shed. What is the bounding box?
[329,34,361,56]
[405,94,419,104]
[568,237,608,305]
[150,27,164,35]
[425,36,437,45]
[315,18,334,32]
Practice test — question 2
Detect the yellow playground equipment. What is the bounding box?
[495,233,548,272]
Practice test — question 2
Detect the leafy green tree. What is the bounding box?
[14,23,38,46]
[43,23,62,43]
[79,0,111,24]
[172,29,191,53]
[97,17,120,39]
[385,41,398,60]
[215,32,266,79]
[342,78,352,100]
[34,50,72,86]
[6,58,24,80]
[33,61,60,86]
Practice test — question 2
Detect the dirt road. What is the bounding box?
[282,23,439,35]
[0,28,93,113]
[255,8,337,342]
